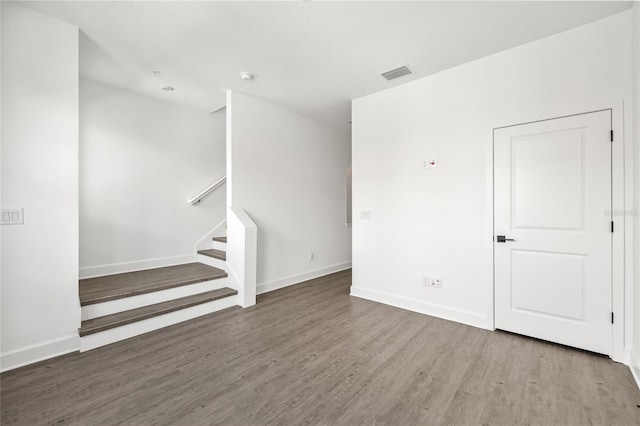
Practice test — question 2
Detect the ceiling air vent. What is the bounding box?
[381,65,413,81]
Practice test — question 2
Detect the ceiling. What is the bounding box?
[21,1,632,129]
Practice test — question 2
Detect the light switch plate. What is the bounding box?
[2,209,24,225]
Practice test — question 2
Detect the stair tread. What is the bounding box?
[79,288,237,336]
[212,236,227,243]
[80,263,227,306]
[198,249,226,261]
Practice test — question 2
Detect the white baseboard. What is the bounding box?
[350,286,487,330]
[1,334,79,373]
[256,262,352,295]
[79,254,196,279]
[630,365,640,391]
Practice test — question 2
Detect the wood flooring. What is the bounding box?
[3,269,640,425]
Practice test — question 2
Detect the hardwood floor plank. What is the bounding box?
[3,270,640,426]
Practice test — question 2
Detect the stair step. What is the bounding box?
[79,288,237,337]
[198,249,226,261]
[81,277,229,321]
[212,236,227,243]
[80,263,227,306]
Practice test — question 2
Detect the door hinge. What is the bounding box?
[610,130,614,142]
[611,221,614,233]
[611,312,614,324]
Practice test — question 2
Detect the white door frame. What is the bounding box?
[488,102,631,364]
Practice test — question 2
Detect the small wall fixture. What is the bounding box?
[162,85,175,91]
[240,72,255,81]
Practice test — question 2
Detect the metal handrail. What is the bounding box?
[188,176,226,205]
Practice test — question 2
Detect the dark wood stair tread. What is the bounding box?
[198,249,226,261]
[79,288,237,337]
[212,236,227,243]
[80,263,227,306]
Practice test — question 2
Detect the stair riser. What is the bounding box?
[79,295,238,352]
[81,277,228,321]
[197,254,227,270]
[212,241,227,251]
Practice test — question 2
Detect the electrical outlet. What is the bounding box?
[422,276,429,286]
[429,276,442,288]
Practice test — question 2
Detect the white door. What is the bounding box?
[494,111,612,355]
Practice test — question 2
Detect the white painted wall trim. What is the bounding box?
[611,101,629,364]
[630,365,640,391]
[350,286,487,330]
[485,120,496,331]
[79,254,196,279]
[1,334,79,373]
[622,97,636,366]
[257,262,352,295]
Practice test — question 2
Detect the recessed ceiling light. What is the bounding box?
[162,85,174,91]
[240,72,255,81]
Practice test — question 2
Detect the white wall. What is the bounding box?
[79,79,226,277]
[0,0,4,366]
[1,2,79,370]
[631,2,640,381]
[227,91,352,293]
[352,12,632,334]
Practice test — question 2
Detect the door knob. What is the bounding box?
[496,235,515,243]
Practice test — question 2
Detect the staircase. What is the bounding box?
[79,237,235,351]
[197,236,227,269]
